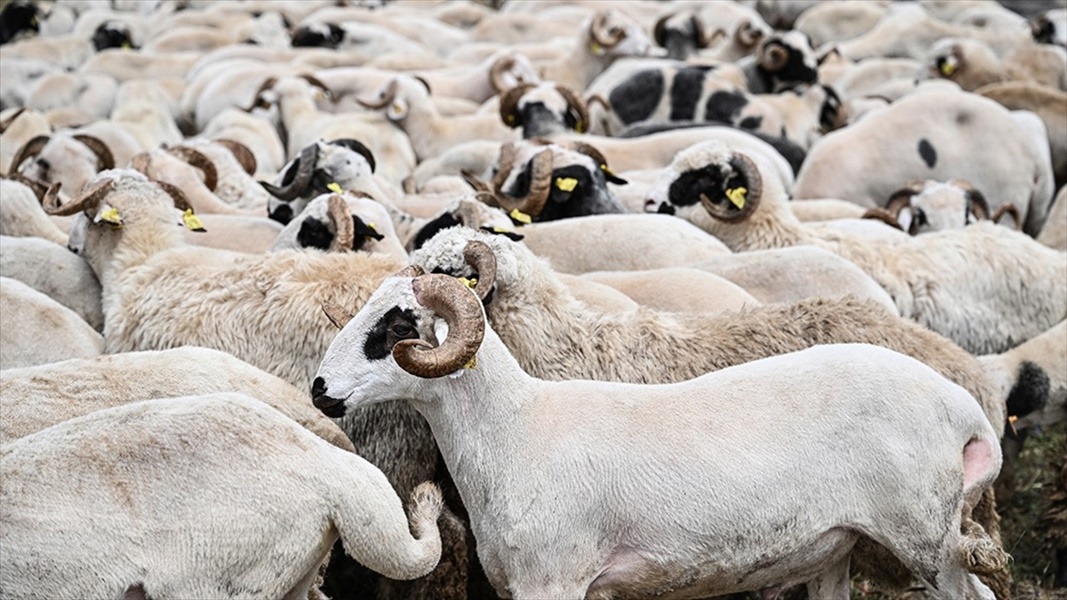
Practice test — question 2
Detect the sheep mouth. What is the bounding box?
[312,393,348,418]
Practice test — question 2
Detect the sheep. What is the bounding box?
[497,82,590,138]
[0,32,96,72]
[11,123,142,198]
[1039,184,1067,250]
[23,72,118,128]
[534,10,654,91]
[921,37,1067,91]
[200,107,287,178]
[0,234,103,332]
[1032,7,1067,47]
[735,29,822,94]
[794,1,890,47]
[0,57,63,113]
[313,270,1006,600]
[415,50,542,104]
[271,192,407,261]
[0,393,444,600]
[128,147,259,216]
[0,107,49,176]
[50,169,472,600]
[77,49,202,82]
[391,196,517,253]
[792,88,1055,236]
[356,74,517,162]
[646,139,1067,355]
[650,10,722,60]
[788,197,867,222]
[0,347,353,448]
[862,179,1023,234]
[980,320,1067,433]
[174,137,270,211]
[0,276,102,370]
[0,177,67,245]
[975,81,1067,190]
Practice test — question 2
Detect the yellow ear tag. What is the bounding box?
[390,102,404,116]
[506,114,516,124]
[367,222,377,232]
[492,226,512,234]
[575,120,586,133]
[509,209,532,225]
[725,187,747,209]
[590,42,604,55]
[940,61,956,76]
[555,177,578,192]
[463,356,477,370]
[99,207,123,226]
[122,42,131,50]
[458,276,478,290]
[326,182,343,194]
[600,164,617,177]
[182,209,206,232]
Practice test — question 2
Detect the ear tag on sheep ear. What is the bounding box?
[940,60,956,76]
[575,120,587,133]
[390,102,405,117]
[182,209,206,232]
[725,187,747,209]
[97,207,123,227]
[458,276,478,290]
[122,42,132,50]
[506,114,517,125]
[326,182,343,194]
[555,177,578,192]
[463,356,477,370]
[1007,415,1019,436]
[509,209,532,225]
[590,42,605,56]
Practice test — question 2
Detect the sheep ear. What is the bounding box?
[93,202,124,227]
[321,301,354,330]
[387,98,409,121]
[897,206,914,233]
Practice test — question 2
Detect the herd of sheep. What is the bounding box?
[0,0,1065,598]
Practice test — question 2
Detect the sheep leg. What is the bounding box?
[806,552,851,600]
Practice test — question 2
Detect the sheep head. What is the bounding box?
[357,76,428,122]
[756,31,818,89]
[653,11,721,60]
[863,179,1021,234]
[587,11,653,59]
[498,83,589,137]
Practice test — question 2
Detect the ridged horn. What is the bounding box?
[7,172,49,199]
[498,84,535,129]
[44,179,114,216]
[10,135,49,172]
[949,179,990,222]
[759,42,789,73]
[72,135,115,170]
[153,179,196,214]
[884,181,925,217]
[167,146,218,191]
[327,194,355,252]
[216,139,257,175]
[40,181,62,211]
[990,203,1021,230]
[462,240,497,302]
[260,143,319,201]
[862,207,904,230]
[321,300,354,330]
[555,85,589,133]
[491,146,554,218]
[590,12,626,49]
[699,154,762,223]
[357,80,398,110]
[488,55,516,94]
[392,274,485,379]
[0,108,27,134]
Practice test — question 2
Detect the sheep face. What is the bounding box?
[16,136,101,195]
[0,1,40,45]
[587,12,654,60]
[409,199,519,253]
[757,30,818,89]
[273,192,391,254]
[496,143,626,221]
[290,22,345,49]
[503,84,585,138]
[312,276,442,418]
[91,21,135,51]
[654,12,716,60]
[266,140,377,225]
[409,227,531,307]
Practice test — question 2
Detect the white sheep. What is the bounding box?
[0,393,444,599]
[0,346,353,448]
[313,271,1004,600]
[0,276,102,370]
[646,140,1067,355]
[0,234,103,331]
[271,192,407,261]
[0,178,67,245]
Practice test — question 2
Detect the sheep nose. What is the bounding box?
[311,376,327,399]
[643,198,658,212]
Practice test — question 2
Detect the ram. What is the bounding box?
[313,271,1005,600]
[921,37,1067,92]
[0,393,444,600]
[535,10,654,92]
[862,179,1022,234]
[647,140,1067,355]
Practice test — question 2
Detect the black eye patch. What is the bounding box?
[364,307,418,360]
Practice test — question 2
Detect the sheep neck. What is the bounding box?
[397,101,443,161]
[97,211,184,288]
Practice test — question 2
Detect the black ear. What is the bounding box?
[297,217,333,250]
[480,226,524,241]
[352,215,384,246]
[328,24,345,45]
[411,213,462,251]
[329,138,376,173]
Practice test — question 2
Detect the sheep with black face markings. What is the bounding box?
[862,179,1023,235]
[647,140,1066,355]
[313,269,1006,600]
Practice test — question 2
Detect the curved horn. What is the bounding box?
[699,154,763,222]
[395,265,427,279]
[44,179,114,216]
[167,146,218,191]
[555,85,589,134]
[862,207,904,230]
[7,172,49,199]
[884,181,924,217]
[949,179,990,221]
[653,13,671,47]
[498,84,535,129]
[0,108,27,134]
[153,179,196,214]
[736,19,763,48]
[327,194,355,252]
[461,170,492,195]
[39,182,62,211]
[357,80,398,110]
[691,14,713,48]
[462,240,497,302]
[491,147,554,218]
[242,77,277,112]
[72,134,115,170]
[589,12,626,49]
[488,55,516,94]
[990,202,1022,230]
[321,300,354,330]
[260,143,319,201]
[759,42,789,73]
[392,274,485,379]
[329,138,376,173]
[10,135,49,172]
[299,74,333,100]
[216,139,257,175]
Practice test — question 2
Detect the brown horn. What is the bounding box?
[759,43,789,73]
[589,12,626,49]
[39,182,62,211]
[0,108,27,134]
[862,207,904,230]
[555,85,589,133]
[321,300,354,330]
[327,194,355,252]
[462,240,497,302]
[395,265,427,279]
[393,274,485,378]
[7,172,49,199]
[490,147,553,218]
[261,143,319,201]
[461,170,492,195]
[44,179,114,216]
[699,154,763,222]
[216,139,257,175]
[736,20,763,48]
[10,135,50,172]
[357,80,399,110]
[242,77,277,112]
[950,179,990,221]
[991,203,1021,230]
[167,146,218,191]
[72,135,115,170]
[488,55,516,94]
[498,84,535,129]
[884,181,924,216]
[299,74,334,100]
[153,179,196,214]
[653,13,672,47]
[691,15,713,48]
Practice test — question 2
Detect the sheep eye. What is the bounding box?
[389,322,414,337]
